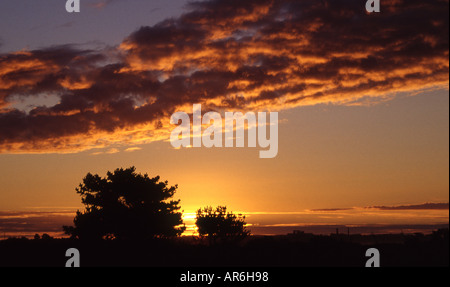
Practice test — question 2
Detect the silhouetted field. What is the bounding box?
[0,230,448,267]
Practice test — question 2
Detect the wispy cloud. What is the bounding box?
[310,203,450,212]
[91,148,121,155]
[1,203,448,237]
[0,0,448,154]
[56,21,76,29]
[90,0,116,10]
[369,203,450,210]
[310,208,354,212]
[90,0,144,10]
[124,147,142,152]
[0,211,75,237]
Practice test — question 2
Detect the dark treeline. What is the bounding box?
[0,228,448,267]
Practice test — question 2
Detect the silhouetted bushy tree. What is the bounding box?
[195,206,250,244]
[63,167,185,240]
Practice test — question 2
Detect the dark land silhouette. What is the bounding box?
[0,228,448,267]
[1,167,448,267]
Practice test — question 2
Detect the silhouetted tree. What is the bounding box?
[195,206,250,244]
[432,228,449,241]
[63,167,185,240]
[41,233,53,240]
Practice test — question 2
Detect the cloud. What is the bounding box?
[0,0,448,153]
[124,147,142,152]
[310,208,354,212]
[56,21,76,29]
[91,148,121,155]
[90,0,142,10]
[1,208,447,238]
[90,0,116,10]
[244,203,449,235]
[249,224,449,236]
[0,211,75,237]
[369,203,450,210]
[308,203,450,212]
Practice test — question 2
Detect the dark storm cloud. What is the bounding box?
[0,0,448,153]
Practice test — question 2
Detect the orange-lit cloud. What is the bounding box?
[0,0,448,153]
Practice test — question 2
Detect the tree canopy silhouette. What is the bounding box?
[195,206,250,243]
[63,167,185,240]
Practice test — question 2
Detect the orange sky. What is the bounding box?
[0,90,448,216]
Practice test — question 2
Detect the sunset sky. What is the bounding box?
[0,0,448,237]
